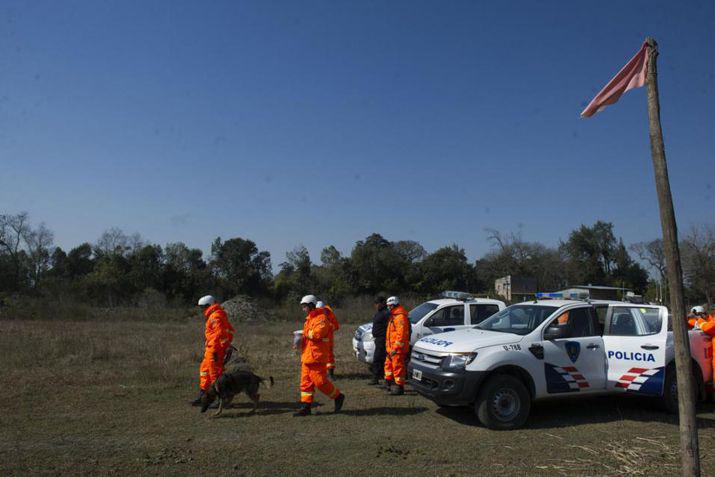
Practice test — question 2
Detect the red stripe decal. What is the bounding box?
[562,366,577,372]
[628,368,648,373]
[615,382,630,388]
[572,374,585,380]
[621,375,638,382]
[578,382,590,388]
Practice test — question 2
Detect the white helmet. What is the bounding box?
[316,301,325,308]
[692,306,706,315]
[198,295,216,306]
[386,296,399,306]
[300,294,318,306]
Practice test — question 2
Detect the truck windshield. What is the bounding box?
[475,304,559,335]
[409,303,439,324]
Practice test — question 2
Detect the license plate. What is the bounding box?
[412,369,422,381]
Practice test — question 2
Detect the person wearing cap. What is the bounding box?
[316,300,340,379]
[369,296,390,385]
[383,296,410,395]
[190,295,235,406]
[294,294,345,416]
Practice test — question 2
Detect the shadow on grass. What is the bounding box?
[339,406,428,417]
[333,372,373,381]
[213,400,310,418]
[436,396,715,429]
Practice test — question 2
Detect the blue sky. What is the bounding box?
[1,1,713,267]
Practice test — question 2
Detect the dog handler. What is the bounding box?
[190,295,235,406]
[316,300,340,379]
[384,296,409,395]
[294,294,345,416]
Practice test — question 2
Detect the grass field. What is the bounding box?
[2,316,715,476]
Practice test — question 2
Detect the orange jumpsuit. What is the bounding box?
[322,305,340,371]
[384,305,410,386]
[199,303,235,391]
[300,308,341,404]
[692,315,715,387]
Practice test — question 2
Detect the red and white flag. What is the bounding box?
[580,42,649,118]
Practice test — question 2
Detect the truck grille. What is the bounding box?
[411,349,443,367]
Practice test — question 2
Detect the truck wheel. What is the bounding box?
[474,374,531,430]
[661,364,678,414]
[661,363,703,413]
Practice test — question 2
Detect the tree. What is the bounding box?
[681,226,715,307]
[0,212,31,290]
[417,245,475,294]
[560,221,617,285]
[164,242,209,303]
[24,222,54,288]
[350,234,410,294]
[476,230,565,292]
[210,237,272,297]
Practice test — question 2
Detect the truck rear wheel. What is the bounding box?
[474,374,530,430]
[661,364,678,414]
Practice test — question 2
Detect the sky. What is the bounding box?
[1,1,713,268]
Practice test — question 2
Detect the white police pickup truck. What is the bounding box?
[408,295,713,430]
[352,293,506,364]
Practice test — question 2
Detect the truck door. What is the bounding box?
[541,306,606,393]
[422,304,468,336]
[601,305,667,395]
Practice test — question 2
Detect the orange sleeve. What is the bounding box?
[688,318,698,329]
[699,320,715,337]
[328,309,340,331]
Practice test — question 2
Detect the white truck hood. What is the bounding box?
[413,328,523,354]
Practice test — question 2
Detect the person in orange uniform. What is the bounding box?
[191,295,235,406]
[688,306,714,329]
[316,300,340,379]
[689,306,715,391]
[294,294,345,417]
[384,296,410,396]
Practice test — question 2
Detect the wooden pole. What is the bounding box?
[644,37,700,477]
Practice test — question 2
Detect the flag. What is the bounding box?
[580,42,649,118]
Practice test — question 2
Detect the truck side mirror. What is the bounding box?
[544,324,571,340]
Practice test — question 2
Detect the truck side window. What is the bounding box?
[427,306,464,327]
[548,308,595,337]
[605,307,662,336]
[470,304,500,324]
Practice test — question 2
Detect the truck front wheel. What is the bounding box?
[474,374,531,430]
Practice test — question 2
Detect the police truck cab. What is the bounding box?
[408,293,713,429]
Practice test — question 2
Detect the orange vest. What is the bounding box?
[204,304,234,350]
[301,308,332,365]
[386,305,410,354]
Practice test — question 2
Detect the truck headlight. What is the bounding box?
[441,353,477,371]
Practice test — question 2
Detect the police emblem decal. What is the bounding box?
[565,341,580,363]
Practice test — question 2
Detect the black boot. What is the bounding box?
[190,390,205,406]
[380,380,394,391]
[293,403,311,417]
[334,393,345,413]
[390,385,405,396]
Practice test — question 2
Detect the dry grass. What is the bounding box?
[1,316,714,476]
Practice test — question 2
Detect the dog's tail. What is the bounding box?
[260,376,274,388]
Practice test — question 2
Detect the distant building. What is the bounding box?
[558,285,632,301]
[495,275,537,302]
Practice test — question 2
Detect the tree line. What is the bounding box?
[1,212,713,307]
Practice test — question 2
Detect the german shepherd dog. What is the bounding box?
[200,369,274,417]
